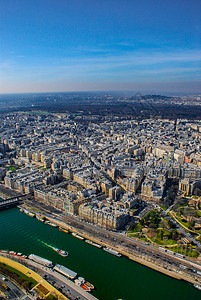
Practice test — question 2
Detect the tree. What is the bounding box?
[157,229,163,240]
[194,188,201,196]
[167,219,176,229]
[171,229,179,240]
[188,220,195,229]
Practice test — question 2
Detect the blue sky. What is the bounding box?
[0,0,200,94]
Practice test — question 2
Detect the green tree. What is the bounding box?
[157,229,164,240]
[194,188,201,196]
[188,220,195,229]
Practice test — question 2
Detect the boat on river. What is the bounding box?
[74,279,91,292]
[85,281,95,290]
[59,227,68,233]
[72,233,84,240]
[54,264,77,279]
[78,276,94,290]
[85,239,102,249]
[45,221,57,227]
[194,284,201,291]
[49,222,57,227]
[74,279,82,286]
[24,210,35,217]
[40,240,68,257]
[36,214,44,222]
[103,247,122,257]
[81,284,91,292]
[56,248,68,257]
[28,254,53,267]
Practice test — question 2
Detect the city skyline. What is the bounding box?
[0,0,201,94]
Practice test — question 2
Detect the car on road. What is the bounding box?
[2,277,7,281]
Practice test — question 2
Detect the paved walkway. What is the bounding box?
[0,255,68,300]
[170,211,201,249]
[22,202,201,287]
[0,272,32,300]
[0,253,98,300]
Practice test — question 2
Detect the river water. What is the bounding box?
[0,207,200,300]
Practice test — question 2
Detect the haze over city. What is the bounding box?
[1,1,201,299]
[0,0,201,94]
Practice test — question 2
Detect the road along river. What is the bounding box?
[0,207,201,300]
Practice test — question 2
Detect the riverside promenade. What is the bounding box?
[21,201,201,288]
[0,253,98,300]
[0,254,68,299]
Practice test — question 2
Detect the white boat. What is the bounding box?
[44,221,57,227]
[194,284,201,291]
[85,240,102,248]
[56,249,68,257]
[49,222,57,227]
[72,233,84,240]
[28,254,53,267]
[103,247,122,257]
[36,215,44,222]
[78,277,85,284]
[74,279,81,286]
[54,264,77,279]
[24,210,35,217]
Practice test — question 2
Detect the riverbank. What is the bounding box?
[0,192,8,200]
[2,205,201,300]
[0,252,98,300]
[0,184,22,199]
[0,254,68,300]
[20,202,201,288]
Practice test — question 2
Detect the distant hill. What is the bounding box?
[130,94,171,100]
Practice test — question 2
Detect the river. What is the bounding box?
[0,207,200,300]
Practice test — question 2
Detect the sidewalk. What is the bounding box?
[0,255,68,300]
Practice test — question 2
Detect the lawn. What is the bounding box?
[0,263,37,290]
[128,223,143,234]
[8,167,16,172]
[153,237,177,246]
[170,246,199,258]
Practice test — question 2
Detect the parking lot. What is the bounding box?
[0,273,32,300]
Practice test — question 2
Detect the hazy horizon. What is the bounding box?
[0,89,200,97]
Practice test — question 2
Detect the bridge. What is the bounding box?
[0,197,24,211]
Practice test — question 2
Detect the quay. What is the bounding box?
[0,193,29,211]
[22,202,201,288]
[0,198,21,211]
[0,252,98,300]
